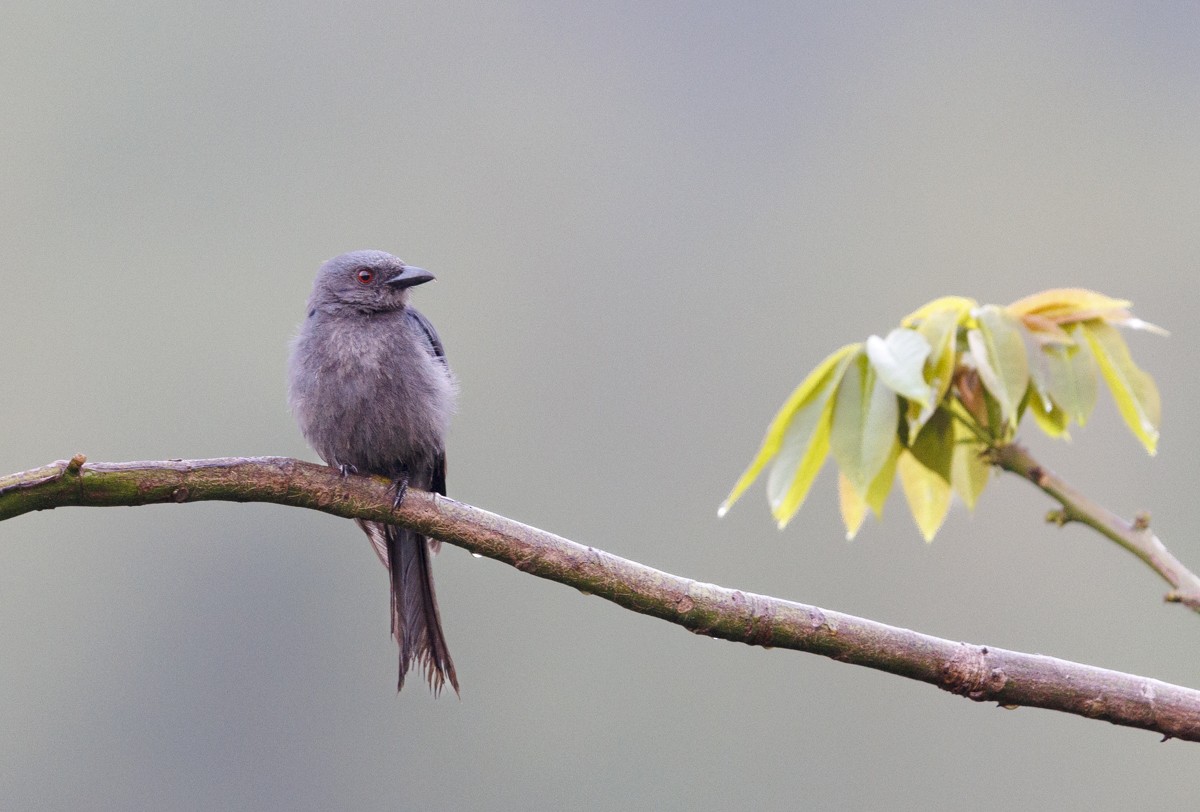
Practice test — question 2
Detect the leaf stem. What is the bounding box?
[944,401,991,444]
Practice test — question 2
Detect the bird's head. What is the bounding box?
[308,250,435,315]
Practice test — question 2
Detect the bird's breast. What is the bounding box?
[289,312,456,474]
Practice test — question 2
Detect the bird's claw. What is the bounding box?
[390,471,410,509]
[337,462,359,478]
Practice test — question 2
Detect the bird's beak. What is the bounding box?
[384,265,436,289]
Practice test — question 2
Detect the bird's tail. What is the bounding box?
[357,519,459,696]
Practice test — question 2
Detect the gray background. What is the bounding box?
[3,3,1198,809]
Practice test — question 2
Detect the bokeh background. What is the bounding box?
[3,3,1199,809]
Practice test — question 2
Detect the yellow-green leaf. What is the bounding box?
[950,426,989,511]
[967,305,1029,428]
[902,296,977,328]
[867,328,933,405]
[897,450,952,542]
[1044,324,1099,426]
[830,350,901,496]
[838,435,901,540]
[769,399,835,529]
[915,308,962,401]
[765,349,858,528]
[719,343,861,517]
[1105,312,1170,336]
[1018,323,1062,432]
[1019,313,1075,347]
[1027,387,1070,438]
[865,435,901,517]
[838,471,868,540]
[908,307,962,437]
[1007,288,1132,322]
[1082,321,1161,455]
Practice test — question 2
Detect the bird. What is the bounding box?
[288,249,459,695]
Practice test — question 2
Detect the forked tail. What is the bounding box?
[357,519,459,695]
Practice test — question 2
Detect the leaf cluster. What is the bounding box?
[720,290,1163,541]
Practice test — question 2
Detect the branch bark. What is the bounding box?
[4,455,1200,741]
[991,442,1200,613]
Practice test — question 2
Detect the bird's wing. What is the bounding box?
[405,306,446,366]
[431,453,447,498]
[405,306,449,503]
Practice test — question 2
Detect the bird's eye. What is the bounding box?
[356,268,375,285]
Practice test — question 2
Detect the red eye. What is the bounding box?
[356,268,375,284]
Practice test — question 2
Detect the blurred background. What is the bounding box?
[2,2,1198,809]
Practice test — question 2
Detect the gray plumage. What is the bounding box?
[288,249,459,695]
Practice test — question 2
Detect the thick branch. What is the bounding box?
[3,455,1200,741]
[991,442,1200,613]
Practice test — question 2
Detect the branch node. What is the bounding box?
[1164,590,1200,613]
[66,454,87,475]
[1027,464,1051,487]
[941,644,1008,701]
[172,486,191,503]
[743,593,778,647]
[1045,509,1069,527]
[675,592,695,615]
[1133,511,1151,531]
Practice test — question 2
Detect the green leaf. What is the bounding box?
[866,328,933,405]
[830,350,901,496]
[720,343,861,517]
[1082,321,1161,455]
[967,305,1029,429]
[907,407,953,483]
[897,450,952,542]
[1044,324,1099,426]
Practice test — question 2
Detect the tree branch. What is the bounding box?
[4,455,1200,741]
[991,442,1200,613]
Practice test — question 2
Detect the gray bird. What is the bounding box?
[288,249,459,695]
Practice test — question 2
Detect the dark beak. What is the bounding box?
[384,265,435,289]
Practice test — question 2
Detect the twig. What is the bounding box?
[3,455,1200,741]
[990,442,1200,612]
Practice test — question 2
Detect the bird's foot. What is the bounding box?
[390,470,410,509]
[336,462,359,478]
